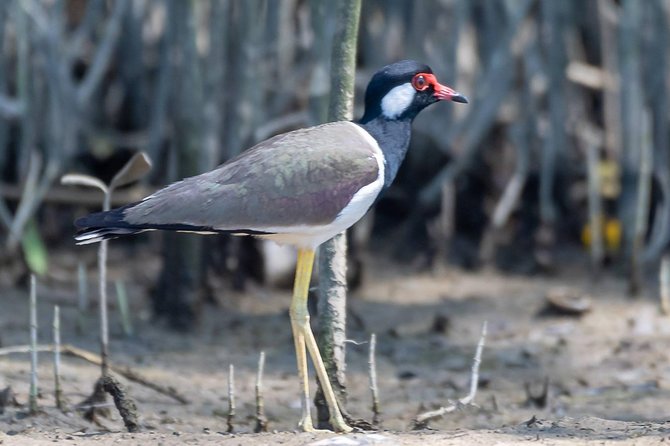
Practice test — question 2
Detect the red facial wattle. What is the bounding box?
[412,72,468,103]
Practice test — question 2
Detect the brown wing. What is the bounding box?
[123,121,381,230]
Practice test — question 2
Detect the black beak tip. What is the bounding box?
[452,94,468,104]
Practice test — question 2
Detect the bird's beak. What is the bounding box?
[433,83,468,104]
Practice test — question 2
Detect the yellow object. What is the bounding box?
[289,248,351,432]
[581,216,622,253]
[604,218,622,252]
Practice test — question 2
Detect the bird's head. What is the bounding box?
[361,60,467,123]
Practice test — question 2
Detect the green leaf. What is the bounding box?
[21,219,48,276]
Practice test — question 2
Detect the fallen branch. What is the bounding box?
[412,321,487,429]
[0,343,189,404]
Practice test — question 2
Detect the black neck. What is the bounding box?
[357,116,412,190]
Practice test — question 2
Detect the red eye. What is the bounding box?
[412,74,429,91]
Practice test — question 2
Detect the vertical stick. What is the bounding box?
[368,333,381,426]
[466,321,488,402]
[597,0,622,160]
[29,274,38,415]
[316,0,362,427]
[53,305,63,410]
[99,190,111,376]
[619,0,643,259]
[630,110,653,295]
[226,364,235,433]
[115,280,133,337]
[76,261,88,335]
[539,0,567,230]
[413,321,488,426]
[586,135,604,272]
[99,239,109,376]
[254,351,268,433]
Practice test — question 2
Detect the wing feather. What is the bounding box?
[124,122,381,230]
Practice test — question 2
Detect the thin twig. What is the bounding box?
[227,364,235,433]
[53,305,63,410]
[0,343,190,404]
[76,262,88,335]
[115,280,133,337]
[29,274,38,415]
[254,352,268,433]
[368,333,381,426]
[413,321,487,428]
[99,237,109,376]
[465,321,487,402]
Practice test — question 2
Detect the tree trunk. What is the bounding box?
[315,0,361,429]
[152,0,205,330]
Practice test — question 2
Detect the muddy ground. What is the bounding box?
[1,247,670,445]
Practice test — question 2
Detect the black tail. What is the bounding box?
[75,203,146,245]
[74,202,236,245]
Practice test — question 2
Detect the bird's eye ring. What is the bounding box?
[412,74,429,91]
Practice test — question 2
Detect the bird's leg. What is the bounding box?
[302,314,353,433]
[289,248,352,433]
[289,251,314,430]
[290,321,314,430]
[290,248,318,431]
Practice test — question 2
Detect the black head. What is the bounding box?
[360,60,467,124]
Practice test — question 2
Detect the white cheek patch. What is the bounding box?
[381,83,416,119]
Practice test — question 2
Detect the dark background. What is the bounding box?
[0,0,668,325]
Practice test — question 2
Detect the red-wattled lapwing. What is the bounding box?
[74,60,467,432]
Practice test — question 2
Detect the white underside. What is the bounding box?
[240,124,386,249]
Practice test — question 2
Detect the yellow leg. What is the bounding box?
[290,315,313,430]
[289,248,352,433]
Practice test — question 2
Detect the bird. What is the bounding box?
[74,60,468,432]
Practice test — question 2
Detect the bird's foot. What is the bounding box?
[301,426,332,433]
[330,417,354,433]
[298,417,328,433]
[298,416,353,433]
